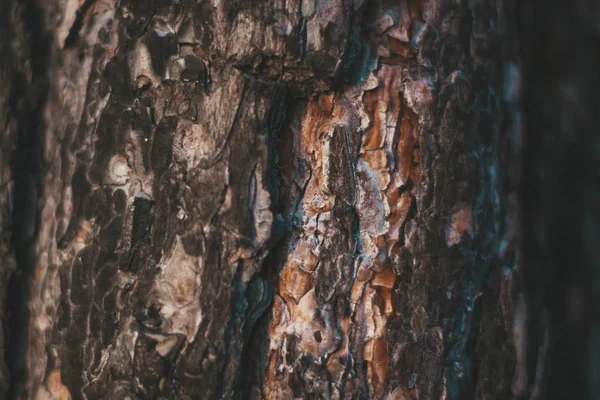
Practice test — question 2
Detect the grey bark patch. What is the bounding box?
[356,159,386,235]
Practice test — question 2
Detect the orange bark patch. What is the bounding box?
[365,336,389,397]
[362,149,389,172]
[291,236,320,271]
[280,260,314,303]
[350,267,373,306]
[389,191,413,227]
[446,205,474,246]
[409,147,420,184]
[389,38,412,58]
[269,295,290,333]
[396,110,416,187]
[381,287,394,316]
[46,368,71,400]
[363,100,387,150]
[372,268,396,288]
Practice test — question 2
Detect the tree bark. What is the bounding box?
[0,0,565,399]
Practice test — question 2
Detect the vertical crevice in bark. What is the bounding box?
[236,248,281,399]
[3,0,50,398]
[235,90,299,399]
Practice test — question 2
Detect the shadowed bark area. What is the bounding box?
[2,0,593,399]
[0,36,15,400]
[1,1,50,398]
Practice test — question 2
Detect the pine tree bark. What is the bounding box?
[0,0,529,399]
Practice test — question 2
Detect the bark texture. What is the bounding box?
[0,0,534,399]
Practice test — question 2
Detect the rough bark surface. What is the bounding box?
[0,34,14,397]
[262,1,520,399]
[0,0,527,399]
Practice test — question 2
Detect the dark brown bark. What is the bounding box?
[3,0,593,399]
[0,48,14,400]
[1,1,50,398]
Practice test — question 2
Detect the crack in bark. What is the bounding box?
[3,1,50,398]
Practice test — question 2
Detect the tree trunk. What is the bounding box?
[3,0,589,399]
